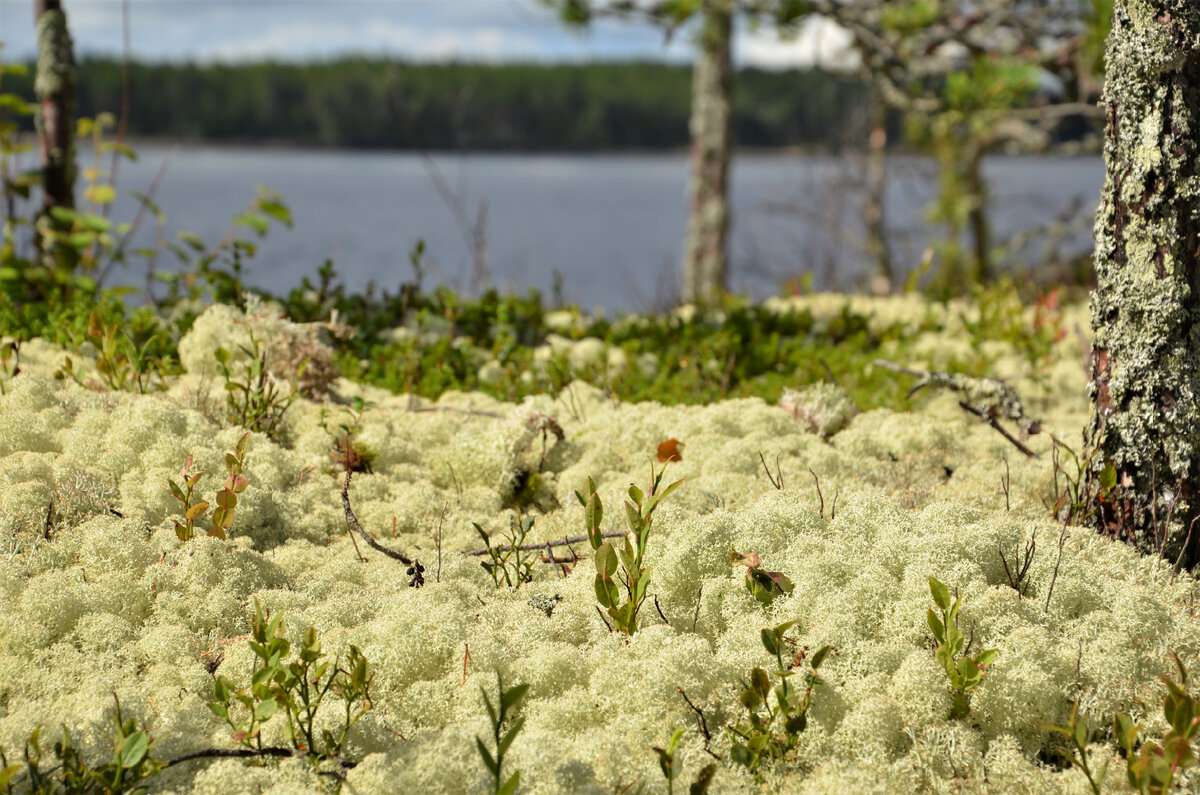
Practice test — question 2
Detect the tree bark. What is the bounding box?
[680,0,732,306]
[863,85,892,293]
[33,0,77,266]
[1086,0,1200,568]
[964,145,991,285]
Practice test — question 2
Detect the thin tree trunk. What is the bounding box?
[964,145,991,284]
[1086,0,1200,568]
[33,0,77,268]
[863,86,891,293]
[680,0,732,306]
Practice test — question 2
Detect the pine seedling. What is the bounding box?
[476,674,528,795]
[927,576,998,719]
[574,465,683,636]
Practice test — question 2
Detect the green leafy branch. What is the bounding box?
[208,601,373,767]
[1114,652,1200,795]
[168,432,250,542]
[476,674,528,795]
[729,621,831,772]
[927,576,997,719]
[575,466,683,636]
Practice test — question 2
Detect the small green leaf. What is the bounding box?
[498,771,520,795]
[117,731,150,769]
[929,576,951,610]
[475,737,498,776]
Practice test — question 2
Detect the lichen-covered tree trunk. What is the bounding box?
[1086,0,1200,568]
[680,0,732,306]
[33,0,77,265]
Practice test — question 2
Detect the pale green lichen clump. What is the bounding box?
[0,297,1198,792]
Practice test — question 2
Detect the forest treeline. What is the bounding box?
[4,58,883,150]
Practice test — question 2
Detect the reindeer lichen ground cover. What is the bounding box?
[1,295,1198,793]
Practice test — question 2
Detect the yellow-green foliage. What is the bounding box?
[0,296,1196,793]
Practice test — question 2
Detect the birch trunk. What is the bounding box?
[33,0,76,266]
[1086,0,1200,568]
[680,1,732,306]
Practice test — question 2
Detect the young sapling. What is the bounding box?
[729,621,831,771]
[575,465,683,636]
[476,674,528,795]
[168,431,250,542]
[927,576,998,718]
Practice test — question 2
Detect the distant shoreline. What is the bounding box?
[33,134,1102,160]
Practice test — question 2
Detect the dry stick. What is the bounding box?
[1045,525,1069,614]
[463,529,625,557]
[809,468,825,519]
[653,595,671,626]
[759,451,784,490]
[1001,458,1012,512]
[434,506,446,582]
[408,405,502,419]
[164,747,355,770]
[341,471,413,566]
[677,688,721,760]
[1173,516,1200,578]
[957,401,1039,459]
[595,606,613,633]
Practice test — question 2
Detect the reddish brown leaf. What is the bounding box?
[657,438,683,463]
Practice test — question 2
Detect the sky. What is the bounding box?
[0,0,853,68]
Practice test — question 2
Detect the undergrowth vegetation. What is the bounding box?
[2,278,1200,793]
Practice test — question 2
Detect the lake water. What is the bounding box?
[90,146,1104,312]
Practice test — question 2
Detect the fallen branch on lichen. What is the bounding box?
[462,529,625,558]
[341,470,415,566]
[873,359,1043,458]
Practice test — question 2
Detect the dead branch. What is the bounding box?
[463,530,625,557]
[677,688,721,760]
[341,471,414,565]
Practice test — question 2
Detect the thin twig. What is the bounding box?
[341,471,413,565]
[1045,525,1069,614]
[463,530,624,557]
[595,606,613,633]
[677,688,721,760]
[1173,516,1200,578]
[654,595,671,626]
[1001,458,1011,512]
[164,747,356,770]
[408,405,502,418]
[759,451,784,490]
[434,505,446,582]
[809,468,825,519]
[958,401,1039,459]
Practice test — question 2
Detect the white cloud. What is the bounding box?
[737,17,856,70]
[0,0,855,69]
